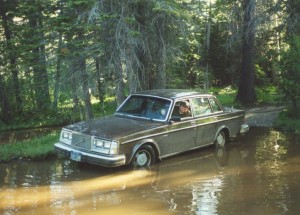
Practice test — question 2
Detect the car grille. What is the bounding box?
[71,133,91,150]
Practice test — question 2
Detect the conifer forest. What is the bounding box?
[0,0,300,126]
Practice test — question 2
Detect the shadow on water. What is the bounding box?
[0,128,300,215]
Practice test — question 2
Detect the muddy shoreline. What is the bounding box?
[245,106,284,127]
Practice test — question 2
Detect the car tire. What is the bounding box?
[130,145,155,168]
[215,130,226,148]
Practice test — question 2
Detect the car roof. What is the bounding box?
[133,89,212,100]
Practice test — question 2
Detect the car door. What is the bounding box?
[191,97,218,146]
[159,100,197,156]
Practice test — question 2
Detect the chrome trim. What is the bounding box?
[240,124,249,134]
[212,114,244,123]
[166,125,197,134]
[55,142,126,164]
[122,126,170,144]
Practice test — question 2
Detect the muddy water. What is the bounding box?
[1,128,300,215]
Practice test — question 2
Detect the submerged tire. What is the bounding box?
[130,145,155,168]
[215,130,226,148]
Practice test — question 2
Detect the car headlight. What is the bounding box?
[60,129,72,145]
[91,137,118,155]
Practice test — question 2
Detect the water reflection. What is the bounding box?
[0,128,300,215]
[253,130,296,215]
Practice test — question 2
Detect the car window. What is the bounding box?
[116,95,171,120]
[209,98,222,112]
[191,97,212,116]
[171,100,192,118]
[118,96,144,115]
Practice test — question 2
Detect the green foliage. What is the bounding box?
[92,97,117,118]
[2,0,300,163]
[153,0,185,17]
[212,86,237,106]
[275,109,300,135]
[0,97,117,131]
[279,36,300,114]
[255,86,281,105]
[0,0,297,130]
[255,64,270,86]
[0,132,59,162]
[213,85,280,107]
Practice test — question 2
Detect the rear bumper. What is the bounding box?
[54,142,126,167]
[239,124,249,134]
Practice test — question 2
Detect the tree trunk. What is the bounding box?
[285,0,300,114]
[114,58,126,106]
[53,0,65,110]
[0,75,11,124]
[53,33,62,110]
[236,0,257,105]
[137,47,151,91]
[204,1,212,91]
[79,56,93,119]
[154,55,166,89]
[0,0,23,114]
[28,4,51,110]
[69,60,82,121]
[94,57,105,105]
[153,20,166,89]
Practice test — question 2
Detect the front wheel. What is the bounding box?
[130,145,155,168]
[215,130,226,148]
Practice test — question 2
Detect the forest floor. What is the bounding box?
[245,105,285,127]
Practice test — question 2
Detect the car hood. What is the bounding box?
[64,115,165,140]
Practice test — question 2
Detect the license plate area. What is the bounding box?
[70,151,81,162]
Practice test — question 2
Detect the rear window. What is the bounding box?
[191,97,212,116]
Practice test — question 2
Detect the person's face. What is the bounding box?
[180,105,188,113]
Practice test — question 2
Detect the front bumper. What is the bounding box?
[240,124,249,134]
[54,142,126,167]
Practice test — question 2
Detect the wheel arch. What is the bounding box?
[127,139,161,164]
[215,125,231,141]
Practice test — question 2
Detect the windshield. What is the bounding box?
[116,95,171,121]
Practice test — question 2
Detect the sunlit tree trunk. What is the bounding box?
[53,0,65,110]
[94,57,105,105]
[53,33,62,110]
[78,54,93,119]
[153,19,166,89]
[236,0,257,105]
[73,17,94,119]
[114,57,126,106]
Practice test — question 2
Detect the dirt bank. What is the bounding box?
[245,106,285,127]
